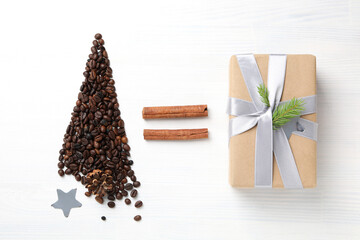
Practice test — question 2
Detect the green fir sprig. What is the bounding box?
[257,84,270,107]
[258,84,305,130]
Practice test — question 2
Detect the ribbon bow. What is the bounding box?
[227,54,317,188]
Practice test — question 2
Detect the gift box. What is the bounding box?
[228,54,317,188]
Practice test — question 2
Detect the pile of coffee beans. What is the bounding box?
[58,33,142,220]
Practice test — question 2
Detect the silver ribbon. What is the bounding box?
[227,54,318,188]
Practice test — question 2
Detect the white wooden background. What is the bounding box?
[0,0,359,239]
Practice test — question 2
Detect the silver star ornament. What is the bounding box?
[51,189,82,217]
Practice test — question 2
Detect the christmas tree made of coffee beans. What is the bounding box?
[58,34,141,207]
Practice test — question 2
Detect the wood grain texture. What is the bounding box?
[0,0,360,239]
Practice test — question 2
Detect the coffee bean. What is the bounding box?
[75,174,81,181]
[91,46,97,54]
[134,215,141,221]
[116,192,123,200]
[107,201,115,208]
[123,144,130,151]
[90,69,97,79]
[133,181,141,188]
[95,33,102,40]
[95,111,102,119]
[69,163,78,170]
[125,183,133,190]
[134,200,143,208]
[95,196,104,204]
[90,59,96,69]
[58,162,64,169]
[122,191,128,197]
[94,141,100,149]
[81,176,86,185]
[93,95,101,103]
[85,191,91,197]
[83,71,89,77]
[101,216,106,221]
[125,198,131,205]
[127,170,134,177]
[130,189,138,198]
[65,168,72,175]
[108,131,115,140]
[106,161,115,168]
[58,169,64,176]
[94,135,102,142]
[108,195,115,201]
[121,136,128,143]
[131,175,137,181]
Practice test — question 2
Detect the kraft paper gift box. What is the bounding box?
[228,54,317,188]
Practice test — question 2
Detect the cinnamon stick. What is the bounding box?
[142,105,208,119]
[143,128,208,140]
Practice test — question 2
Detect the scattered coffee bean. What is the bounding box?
[134,215,141,221]
[130,189,138,198]
[101,216,106,221]
[125,198,131,205]
[135,200,143,208]
[108,201,115,208]
[57,33,142,215]
[133,181,141,188]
